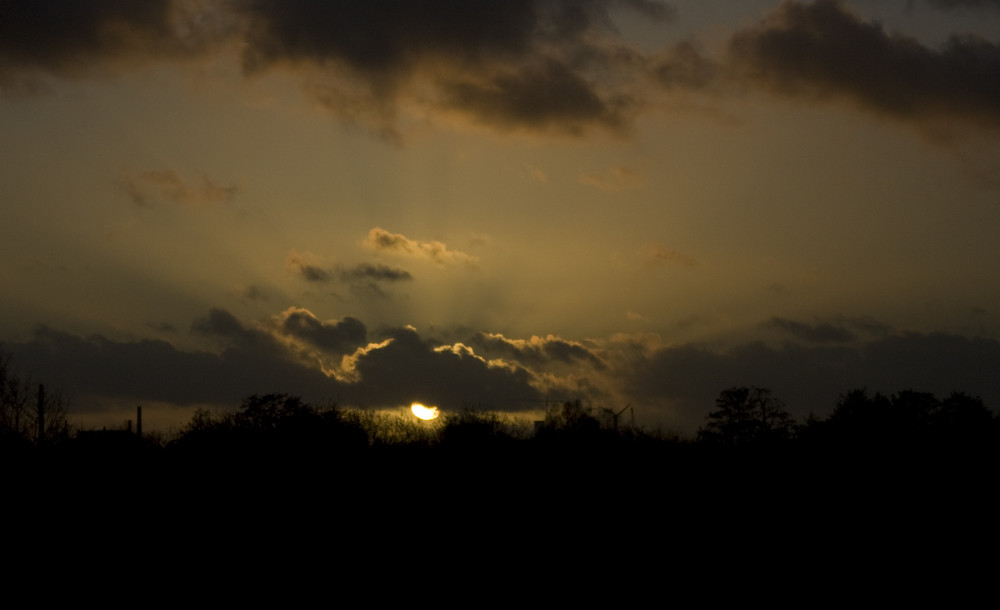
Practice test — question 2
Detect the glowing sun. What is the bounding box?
[410,402,440,420]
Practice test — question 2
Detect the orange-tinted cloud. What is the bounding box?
[364,228,478,266]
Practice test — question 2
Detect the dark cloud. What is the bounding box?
[285,251,333,283]
[471,332,606,370]
[729,0,1000,127]
[239,285,269,301]
[440,58,631,133]
[279,308,366,354]
[7,310,543,414]
[191,307,254,340]
[622,330,1000,433]
[923,0,1000,9]
[765,317,856,343]
[146,321,178,333]
[339,263,412,283]
[11,322,333,407]
[8,309,1000,434]
[228,0,670,134]
[0,1,174,67]
[298,265,331,283]
[286,256,411,303]
[240,0,534,75]
[352,326,543,409]
[0,0,672,133]
[0,0,228,87]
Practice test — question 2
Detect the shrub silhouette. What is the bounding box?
[439,408,526,450]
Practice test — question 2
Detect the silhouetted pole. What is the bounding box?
[37,384,45,444]
[137,405,142,438]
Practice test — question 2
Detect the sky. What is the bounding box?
[2,0,1000,435]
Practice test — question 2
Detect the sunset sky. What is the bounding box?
[3,0,1000,434]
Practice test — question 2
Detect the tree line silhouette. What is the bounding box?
[7,347,991,586]
[7,347,995,565]
[3,349,998,466]
[4,381,997,463]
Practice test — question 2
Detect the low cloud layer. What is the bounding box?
[7,309,1000,435]
[9,308,543,413]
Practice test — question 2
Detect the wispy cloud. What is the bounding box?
[285,250,332,283]
[764,317,856,343]
[642,243,698,268]
[285,249,413,298]
[364,227,478,266]
[116,169,238,208]
[579,166,644,192]
[525,165,548,183]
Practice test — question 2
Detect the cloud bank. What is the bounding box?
[4,1,997,135]
[8,308,1000,434]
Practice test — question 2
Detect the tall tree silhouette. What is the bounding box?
[698,386,796,446]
